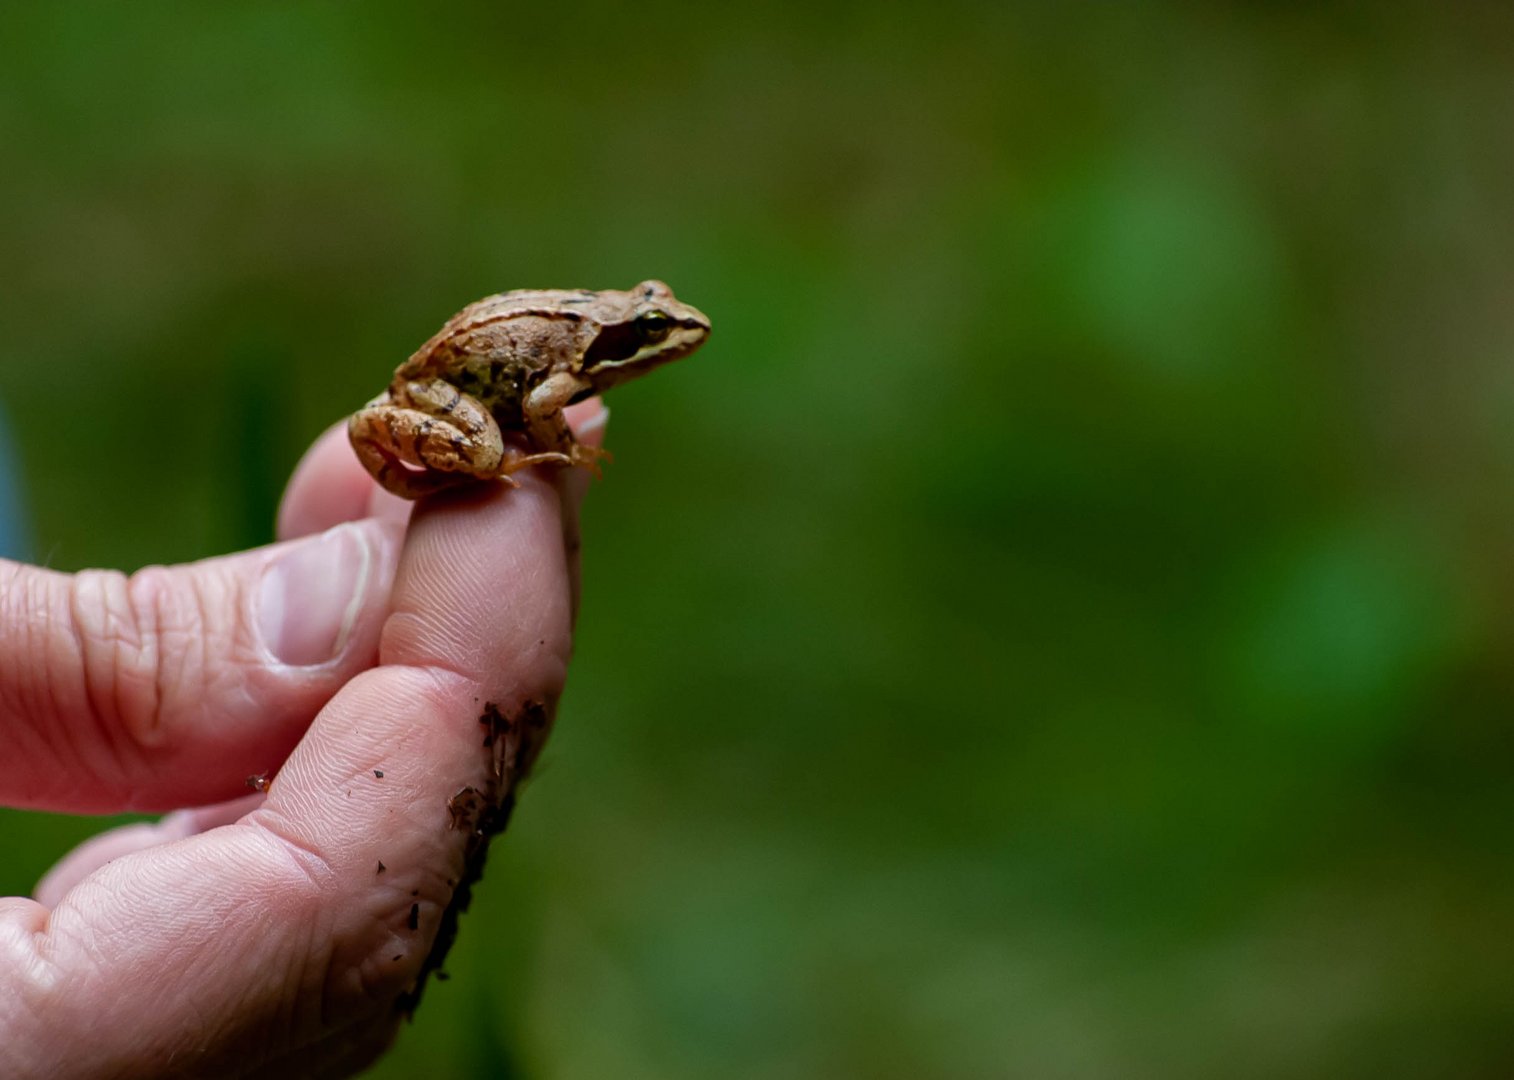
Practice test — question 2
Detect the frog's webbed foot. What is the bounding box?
[495,440,611,483]
[568,441,613,479]
[497,447,573,476]
[503,430,612,480]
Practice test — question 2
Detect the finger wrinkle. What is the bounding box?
[357,661,479,725]
[243,813,339,894]
[0,567,67,796]
[68,568,162,757]
[376,611,501,686]
[133,563,219,748]
[0,899,71,1075]
[71,564,229,759]
[0,897,54,987]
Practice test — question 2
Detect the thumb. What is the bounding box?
[0,519,401,813]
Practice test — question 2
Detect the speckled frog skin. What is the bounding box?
[349,281,710,498]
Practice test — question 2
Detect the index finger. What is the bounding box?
[0,472,576,1076]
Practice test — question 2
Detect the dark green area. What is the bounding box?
[3,4,1514,1076]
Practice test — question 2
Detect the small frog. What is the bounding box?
[349,281,711,498]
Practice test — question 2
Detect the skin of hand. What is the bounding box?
[0,399,606,1079]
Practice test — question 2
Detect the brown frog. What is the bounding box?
[349,281,711,498]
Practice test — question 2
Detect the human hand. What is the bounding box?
[0,400,605,1078]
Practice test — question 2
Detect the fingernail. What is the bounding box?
[574,403,609,443]
[565,407,608,509]
[257,523,376,666]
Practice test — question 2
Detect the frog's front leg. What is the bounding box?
[514,372,612,478]
[349,378,511,499]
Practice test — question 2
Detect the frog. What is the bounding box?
[349,281,711,499]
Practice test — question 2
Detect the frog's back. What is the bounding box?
[393,289,600,427]
[407,294,522,363]
[403,290,593,372]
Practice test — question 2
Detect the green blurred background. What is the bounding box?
[3,4,1513,1076]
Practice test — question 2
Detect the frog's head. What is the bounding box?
[581,280,711,390]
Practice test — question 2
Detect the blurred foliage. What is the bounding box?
[3,3,1514,1077]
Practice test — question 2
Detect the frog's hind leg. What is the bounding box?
[401,378,577,481]
[350,423,468,499]
[349,380,509,498]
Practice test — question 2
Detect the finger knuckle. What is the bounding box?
[70,565,211,751]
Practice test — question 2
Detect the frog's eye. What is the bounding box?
[636,311,672,343]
